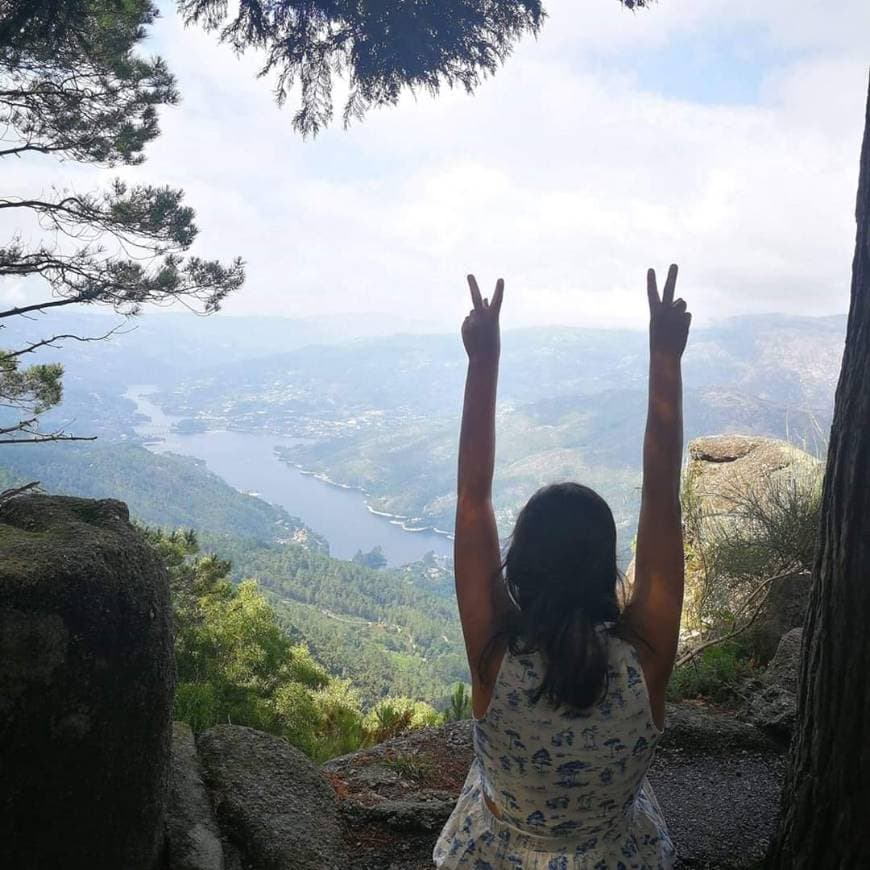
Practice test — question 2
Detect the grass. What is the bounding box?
[382,751,436,782]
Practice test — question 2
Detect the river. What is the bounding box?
[127,387,452,566]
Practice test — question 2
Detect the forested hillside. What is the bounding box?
[0,441,464,706]
[202,534,464,703]
[0,442,325,549]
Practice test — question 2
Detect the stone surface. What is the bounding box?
[741,628,803,741]
[744,683,796,741]
[322,706,784,869]
[683,435,818,662]
[0,495,175,869]
[198,724,347,870]
[660,702,781,754]
[166,722,225,870]
[765,627,803,694]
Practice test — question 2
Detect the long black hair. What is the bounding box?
[485,482,623,712]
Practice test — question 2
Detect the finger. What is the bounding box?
[491,278,505,316]
[646,269,659,312]
[674,298,687,313]
[662,263,678,306]
[467,274,483,309]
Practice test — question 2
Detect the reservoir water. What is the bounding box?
[128,387,452,566]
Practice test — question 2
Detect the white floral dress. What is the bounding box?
[434,633,674,869]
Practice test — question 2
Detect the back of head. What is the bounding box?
[501,482,621,711]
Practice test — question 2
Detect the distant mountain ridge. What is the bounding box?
[140,313,843,550]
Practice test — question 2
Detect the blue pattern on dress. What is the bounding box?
[433,633,674,869]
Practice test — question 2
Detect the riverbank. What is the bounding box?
[127,387,453,565]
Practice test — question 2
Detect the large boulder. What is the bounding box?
[197,725,347,870]
[0,495,175,869]
[166,722,225,870]
[682,435,817,661]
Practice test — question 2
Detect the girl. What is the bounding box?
[434,266,690,869]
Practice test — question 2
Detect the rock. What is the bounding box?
[661,703,781,754]
[765,627,803,694]
[749,571,811,663]
[323,720,475,870]
[0,495,175,870]
[683,435,818,662]
[166,722,225,870]
[741,628,803,741]
[744,683,796,741]
[197,725,346,870]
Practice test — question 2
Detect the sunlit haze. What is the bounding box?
[4,0,868,330]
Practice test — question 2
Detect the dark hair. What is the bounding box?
[487,482,622,712]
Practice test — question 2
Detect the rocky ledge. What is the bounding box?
[322,704,785,870]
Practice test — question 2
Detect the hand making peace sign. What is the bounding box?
[462,274,504,362]
[647,263,691,359]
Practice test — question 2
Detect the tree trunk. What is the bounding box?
[768,70,870,868]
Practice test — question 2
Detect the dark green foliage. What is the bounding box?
[146,527,362,760]
[179,0,546,135]
[444,682,473,722]
[0,441,324,545]
[353,544,387,569]
[0,0,175,165]
[0,356,62,440]
[204,532,468,705]
[0,0,243,443]
[667,642,755,704]
[147,527,441,760]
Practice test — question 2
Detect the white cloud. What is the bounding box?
[3,0,868,331]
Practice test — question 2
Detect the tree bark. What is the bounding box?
[768,70,870,868]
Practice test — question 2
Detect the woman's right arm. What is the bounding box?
[624,264,691,729]
[454,275,507,717]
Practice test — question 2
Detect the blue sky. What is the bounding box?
[3,0,869,331]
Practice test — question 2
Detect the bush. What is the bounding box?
[681,459,822,660]
[363,697,441,743]
[174,682,219,733]
[147,527,440,761]
[667,642,755,704]
[443,682,472,722]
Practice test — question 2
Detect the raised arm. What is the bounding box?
[454,274,507,717]
[624,264,691,729]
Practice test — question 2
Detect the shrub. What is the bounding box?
[363,697,441,743]
[667,642,755,704]
[147,527,439,761]
[443,682,472,722]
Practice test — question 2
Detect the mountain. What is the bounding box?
[139,314,843,549]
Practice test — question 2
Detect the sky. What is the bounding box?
[4,0,870,331]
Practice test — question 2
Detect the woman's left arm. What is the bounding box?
[455,275,507,716]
